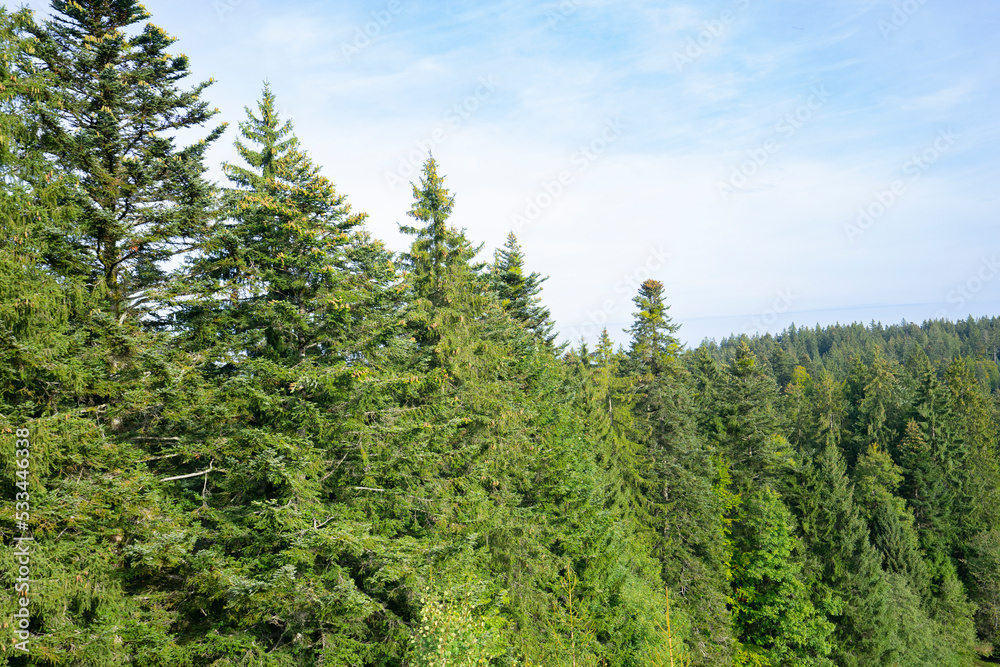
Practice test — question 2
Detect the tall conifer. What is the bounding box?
[489,231,557,345]
[26,0,224,319]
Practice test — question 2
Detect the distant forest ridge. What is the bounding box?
[704,316,1000,391]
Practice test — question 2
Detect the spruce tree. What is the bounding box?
[843,348,905,467]
[0,6,219,663]
[729,487,835,666]
[489,231,557,345]
[178,83,369,358]
[624,283,734,666]
[853,444,930,598]
[399,155,481,308]
[786,442,897,667]
[136,88,405,664]
[716,341,790,491]
[627,279,681,376]
[26,0,224,319]
[897,420,953,576]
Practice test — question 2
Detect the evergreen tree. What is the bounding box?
[178,83,369,359]
[843,348,905,467]
[966,529,1000,653]
[896,420,953,577]
[489,231,558,346]
[783,365,814,451]
[399,155,481,309]
[716,341,790,491]
[729,487,835,667]
[853,444,930,598]
[811,370,846,450]
[943,358,1000,540]
[786,442,897,667]
[26,0,224,319]
[623,284,734,666]
[133,88,406,664]
[627,279,681,376]
[687,345,725,439]
[942,359,1000,650]
[0,7,220,663]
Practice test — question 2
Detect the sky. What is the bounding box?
[19,0,1000,347]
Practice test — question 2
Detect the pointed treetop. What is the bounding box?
[489,231,557,345]
[399,155,480,305]
[627,279,680,375]
[595,328,615,366]
[407,154,454,230]
[228,82,298,182]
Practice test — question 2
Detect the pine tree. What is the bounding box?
[489,231,558,346]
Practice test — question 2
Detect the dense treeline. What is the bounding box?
[704,318,1000,391]
[1,3,998,666]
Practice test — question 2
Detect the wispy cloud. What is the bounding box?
[15,0,1000,346]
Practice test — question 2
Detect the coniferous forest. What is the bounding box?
[2,2,1000,666]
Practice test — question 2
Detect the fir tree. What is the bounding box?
[399,155,481,308]
[627,279,681,376]
[786,442,897,667]
[26,0,225,319]
[489,231,558,346]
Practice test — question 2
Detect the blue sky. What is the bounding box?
[20,0,1000,346]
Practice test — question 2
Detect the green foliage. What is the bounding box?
[627,279,681,376]
[489,232,557,346]
[25,0,225,319]
[4,4,1000,663]
[410,585,509,667]
[399,155,481,309]
[785,442,896,667]
[714,342,791,491]
[729,487,835,667]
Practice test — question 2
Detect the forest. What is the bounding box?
[1,2,999,666]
